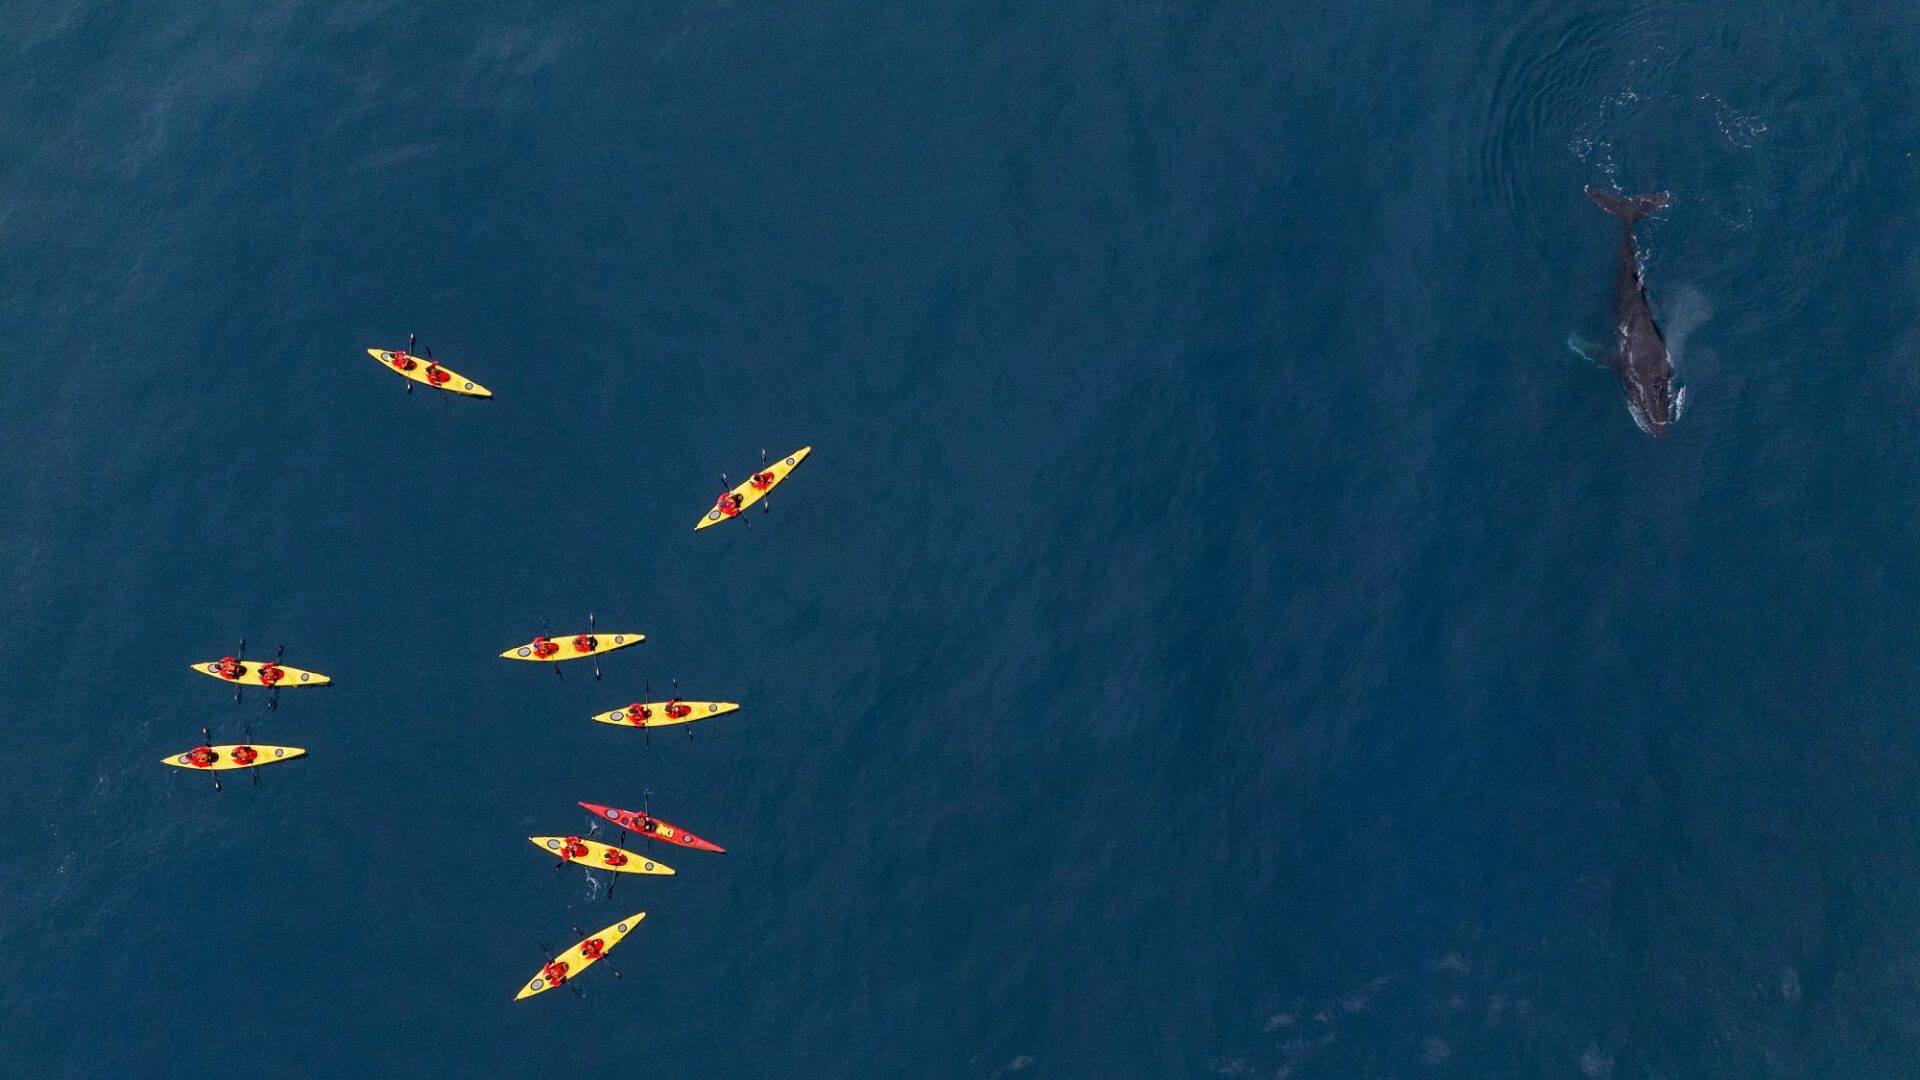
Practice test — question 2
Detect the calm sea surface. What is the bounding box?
[4,2,1920,1076]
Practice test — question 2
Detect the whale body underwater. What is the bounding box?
[1586,185,1681,437]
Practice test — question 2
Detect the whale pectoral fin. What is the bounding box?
[1566,334,1610,369]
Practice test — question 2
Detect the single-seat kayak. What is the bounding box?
[500,632,644,662]
[516,912,645,1000]
[695,446,811,530]
[528,836,674,876]
[162,744,305,771]
[365,348,492,398]
[578,802,726,853]
[190,660,331,688]
[590,700,739,730]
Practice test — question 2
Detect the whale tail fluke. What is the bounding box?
[1585,186,1669,222]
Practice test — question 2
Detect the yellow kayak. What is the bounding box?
[190,660,331,688]
[529,836,675,876]
[516,912,645,1000]
[162,744,305,771]
[500,632,644,662]
[366,348,492,398]
[695,446,812,530]
[591,700,740,730]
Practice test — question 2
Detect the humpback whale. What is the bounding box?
[1586,185,1679,437]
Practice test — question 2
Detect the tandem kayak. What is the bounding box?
[162,744,305,771]
[516,912,645,1000]
[365,348,492,398]
[695,446,811,530]
[528,836,674,876]
[578,802,726,854]
[190,660,330,688]
[590,700,739,730]
[500,632,644,662]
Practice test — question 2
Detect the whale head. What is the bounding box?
[1623,368,1678,438]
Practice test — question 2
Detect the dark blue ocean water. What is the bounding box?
[5,2,1920,1076]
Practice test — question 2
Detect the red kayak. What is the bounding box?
[579,802,726,854]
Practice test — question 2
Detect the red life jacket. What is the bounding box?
[601,848,628,867]
[427,366,450,385]
[256,664,283,687]
[231,745,259,766]
[572,634,596,653]
[532,637,559,658]
[188,746,218,767]
[562,837,588,859]
[217,656,241,679]
[626,704,650,726]
[391,351,416,370]
[750,471,775,491]
[716,493,741,517]
[543,960,570,984]
[580,938,606,960]
[665,700,691,719]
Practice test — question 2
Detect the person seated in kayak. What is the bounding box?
[572,634,596,653]
[230,745,258,766]
[390,350,417,370]
[664,698,692,720]
[580,937,606,960]
[216,656,242,680]
[256,663,283,687]
[600,848,628,868]
[531,636,560,659]
[749,470,776,491]
[560,836,589,860]
[542,959,570,986]
[187,745,219,768]
[626,703,651,726]
[424,358,450,385]
[640,817,660,834]
[715,492,744,517]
